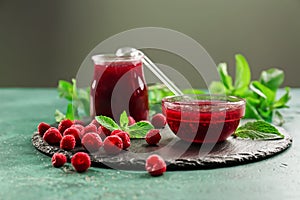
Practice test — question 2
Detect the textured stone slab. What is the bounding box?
[32,126,292,171]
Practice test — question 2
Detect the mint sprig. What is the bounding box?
[95,111,154,138]
[233,121,284,140]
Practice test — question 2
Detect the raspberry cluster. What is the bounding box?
[37,113,167,175]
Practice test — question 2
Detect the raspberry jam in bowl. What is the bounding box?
[162,94,245,143]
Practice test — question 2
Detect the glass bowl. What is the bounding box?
[162,94,245,143]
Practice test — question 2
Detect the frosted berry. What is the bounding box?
[71,124,84,133]
[90,119,100,128]
[58,119,73,134]
[97,126,107,140]
[128,116,136,126]
[103,135,123,155]
[111,131,130,149]
[73,120,84,125]
[63,127,81,145]
[60,135,76,151]
[151,113,166,129]
[52,153,67,168]
[37,122,51,136]
[145,129,161,145]
[71,152,91,173]
[84,124,97,134]
[43,127,62,145]
[145,154,167,176]
[81,132,103,153]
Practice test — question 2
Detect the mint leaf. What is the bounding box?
[120,111,129,129]
[54,109,66,122]
[234,54,251,90]
[127,121,154,138]
[95,115,120,131]
[273,87,291,109]
[209,81,226,94]
[58,80,73,101]
[259,68,284,91]
[218,63,233,91]
[233,121,284,140]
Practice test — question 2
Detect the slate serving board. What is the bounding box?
[32,125,292,171]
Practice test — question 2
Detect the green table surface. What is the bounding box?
[0,88,300,200]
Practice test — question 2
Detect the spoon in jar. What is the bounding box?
[115,47,184,96]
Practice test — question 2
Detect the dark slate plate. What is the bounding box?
[32,126,292,171]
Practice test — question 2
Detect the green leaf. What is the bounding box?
[273,87,291,109]
[66,103,76,120]
[218,63,233,91]
[209,81,226,94]
[244,101,263,120]
[58,80,73,101]
[54,109,66,122]
[233,120,284,140]
[182,88,205,95]
[127,121,154,138]
[234,54,251,90]
[120,111,129,129]
[259,68,284,91]
[250,81,275,104]
[95,115,120,131]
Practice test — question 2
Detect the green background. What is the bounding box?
[0,0,299,87]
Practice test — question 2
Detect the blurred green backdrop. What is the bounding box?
[0,0,299,87]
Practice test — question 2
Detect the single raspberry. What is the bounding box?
[145,154,167,176]
[99,125,111,136]
[97,126,107,140]
[63,127,81,145]
[73,120,84,125]
[84,124,97,134]
[71,152,91,173]
[43,127,62,145]
[60,135,76,151]
[37,122,51,136]
[81,132,103,153]
[110,129,123,136]
[52,153,67,168]
[151,113,166,129]
[145,129,161,145]
[114,131,131,150]
[128,116,136,126]
[90,119,100,128]
[71,124,84,133]
[58,119,73,134]
[103,135,123,155]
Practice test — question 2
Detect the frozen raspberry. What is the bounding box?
[81,132,103,153]
[63,127,81,145]
[151,113,166,129]
[110,129,123,136]
[84,124,97,134]
[52,153,67,168]
[71,124,84,133]
[145,154,167,176]
[43,127,62,145]
[103,135,123,155]
[58,119,73,134]
[71,152,91,173]
[37,122,51,136]
[60,135,76,151]
[115,131,131,149]
[128,116,136,126]
[73,120,84,125]
[90,119,100,128]
[97,126,107,140]
[99,125,111,136]
[145,129,161,145]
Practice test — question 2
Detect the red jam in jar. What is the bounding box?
[162,95,245,143]
[91,54,149,122]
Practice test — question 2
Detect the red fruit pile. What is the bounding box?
[37,114,167,175]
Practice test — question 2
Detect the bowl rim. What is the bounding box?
[161,94,245,106]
